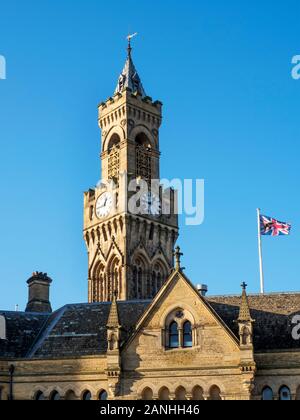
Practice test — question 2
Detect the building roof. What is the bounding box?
[208,293,300,352]
[0,311,49,358]
[0,301,150,360]
[1,293,300,359]
[115,45,146,97]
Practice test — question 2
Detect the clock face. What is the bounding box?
[96,192,113,219]
[141,192,161,216]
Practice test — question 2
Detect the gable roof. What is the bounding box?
[124,270,240,351]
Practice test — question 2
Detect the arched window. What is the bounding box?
[158,387,170,401]
[108,257,121,300]
[65,390,76,400]
[151,263,166,298]
[262,387,273,401]
[192,386,204,401]
[92,263,105,302]
[107,134,120,182]
[98,390,108,401]
[175,386,187,401]
[141,387,153,401]
[50,391,60,401]
[279,386,291,401]
[209,385,222,401]
[136,133,152,183]
[82,390,92,401]
[169,322,179,349]
[183,321,193,348]
[132,258,145,299]
[35,391,45,401]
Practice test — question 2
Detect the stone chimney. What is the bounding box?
[25,272,52,313]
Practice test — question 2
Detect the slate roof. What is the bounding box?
[208,293,300,352]
[115,48,146,97]
[0,311,49,358]
[0,301,150,360]
[1,293,300,360]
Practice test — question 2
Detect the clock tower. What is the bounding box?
[84,39,179,303]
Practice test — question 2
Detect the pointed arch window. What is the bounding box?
[262,387,273,401]
[279,386,291,401]
[107,134,120,183]
[183,321,193,348]
[136,133,152,184]
[169,321,179,349]
[132,258,145,300]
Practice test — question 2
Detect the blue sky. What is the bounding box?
[0,0,299,310]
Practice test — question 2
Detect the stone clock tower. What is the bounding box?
[84,39,179,303]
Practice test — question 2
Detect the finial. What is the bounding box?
[241,282,248,291]
[126,32,138,57]
[174,246,183,271]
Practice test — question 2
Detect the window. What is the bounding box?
[98,390,108,401]
[158,387,170,401]
[35,391,45,401]
[50,391,60,401]
[169,322,179,349]
[136,133,152,184]
[82,391,92,401]
[175,386,187,401]
[279,386,291,401]
[141,387,153,401]
[192,386,204,401]
[262,387,273,401]
[183,321,193,348]
[209,385,222,401]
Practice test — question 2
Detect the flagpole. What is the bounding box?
[257,208,265,294]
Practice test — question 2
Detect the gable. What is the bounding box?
[123,271,240,371]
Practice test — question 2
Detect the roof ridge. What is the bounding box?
[208,291,300,299]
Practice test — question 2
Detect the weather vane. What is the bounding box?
[127,32,138,43]
[126,32,138,55]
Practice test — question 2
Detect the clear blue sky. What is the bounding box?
[0,0,299,311]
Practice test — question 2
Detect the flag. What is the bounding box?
[260,215,292,237]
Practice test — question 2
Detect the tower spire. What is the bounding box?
[115,33,146,97]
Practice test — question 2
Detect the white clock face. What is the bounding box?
[96,192,113,219]
[141,192,161,216]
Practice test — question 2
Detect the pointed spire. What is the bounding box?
[238,282,252,322]
[115,34,146,97]
[107,291,120,328]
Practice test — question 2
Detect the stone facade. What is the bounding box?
[0,43,300,401]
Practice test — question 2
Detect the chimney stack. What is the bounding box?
[197,284,208,297]
[25,272,52,313]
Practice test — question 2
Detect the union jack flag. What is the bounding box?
[260,215,292,237]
